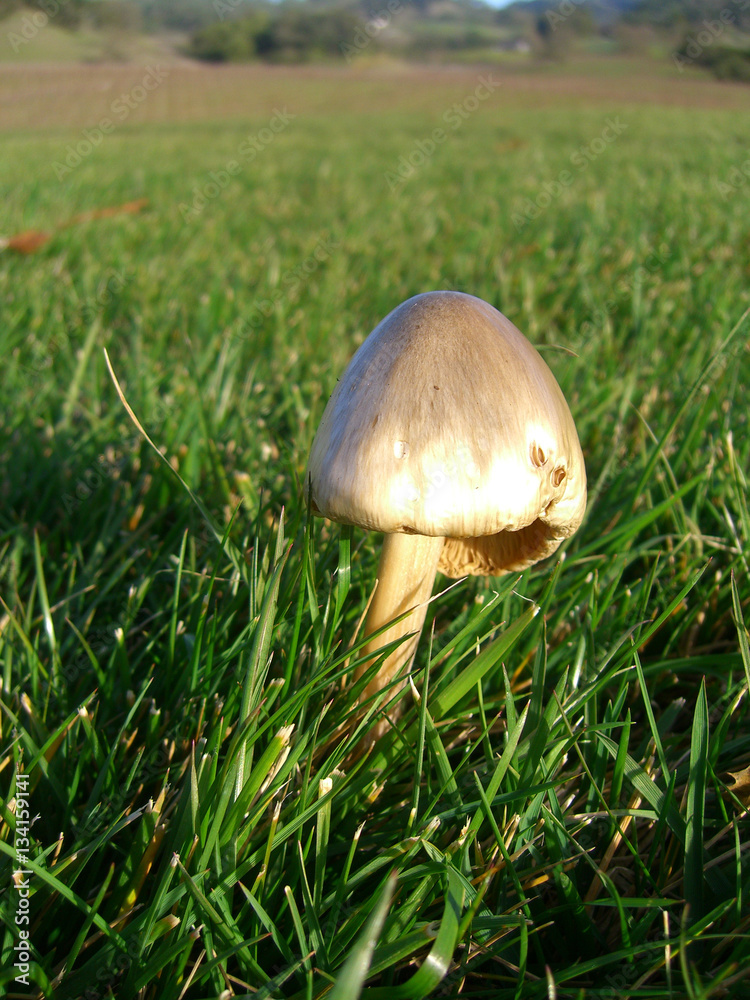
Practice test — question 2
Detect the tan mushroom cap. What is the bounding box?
[306,291,586,578]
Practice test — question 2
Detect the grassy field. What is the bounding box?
[1,62,750,999]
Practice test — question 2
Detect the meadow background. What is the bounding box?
[1,26,750,1000]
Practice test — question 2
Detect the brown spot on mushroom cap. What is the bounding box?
[530,442,548,468]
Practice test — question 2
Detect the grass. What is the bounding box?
[1,63,750,999]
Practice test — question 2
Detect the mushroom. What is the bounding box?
[306,291,586,743]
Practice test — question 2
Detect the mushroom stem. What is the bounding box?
[355,532,445,739]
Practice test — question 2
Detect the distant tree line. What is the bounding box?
[623,0,750,32]
[0,0,748,80]
[183,0,750,71]
[661,0,750,80]
[189,6,363,63]
[675,34,750,81]
[0,0,85,28]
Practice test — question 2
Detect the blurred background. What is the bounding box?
[2,0,750,74]
[2,1,750,998]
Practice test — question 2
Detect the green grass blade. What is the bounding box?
[465,702,529,846]
[632,648,668,778]
[684,678,709,928]
[33,529,61,690]
[631,305,750,505]
[730,571,750,691]
[285,884,312,973]
[328,871,397,1000]
[364,866,465,999]
[431,604,539,720]
[239,542,292,726]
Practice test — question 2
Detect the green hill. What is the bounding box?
[0,5,181,61]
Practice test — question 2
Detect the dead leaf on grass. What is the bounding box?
[725,765,750,806]
[1,198,149,254]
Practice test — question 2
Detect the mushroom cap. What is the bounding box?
[306,291,586,577]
